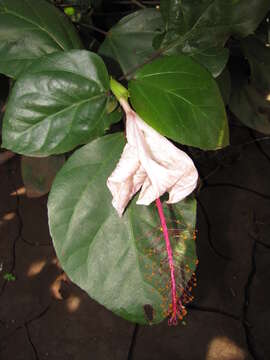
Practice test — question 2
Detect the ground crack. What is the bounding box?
[256,240,270,249]
[0,305,51,349]
[25,323,40,360]
[127,324,139,360]
[188,304,240,321]
[21,236,52,247]
[196,196,231,261]
[242,215,258,359]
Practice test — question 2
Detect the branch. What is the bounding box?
[118,48,163,81]
[117,36,185,80]
[79,23,108,36]
[130,0,146,8]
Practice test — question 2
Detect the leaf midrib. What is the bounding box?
[11,93,106,136]
[134,79,212,116]
[2,7,65,51]
[137,70,201,79]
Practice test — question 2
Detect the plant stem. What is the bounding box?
[155,198,178,325]
[79,23,108,36]
[118,49,163,81]
[117,16,200,80]
[113,0,146,7]
[130,0,146,8]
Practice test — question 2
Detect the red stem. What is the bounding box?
[155,198,178,324]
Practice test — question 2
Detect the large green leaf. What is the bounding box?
[189,46,229,78]
[241,35,270,94]
[159,0,270,76]
[229,35,270,134]
[129,55,229,150]
[48,133,197,324]
[160,0,186,36]
[180,0,270,36]
[21,154,65,198]
[2,50,111,156]
[168,0,270,46]
[217,67,231,105]
[230,83,270,134]
[0,0,83,79]
[159,1,229,77]
[99,9,163,78]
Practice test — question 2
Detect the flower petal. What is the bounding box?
[106,144,146,216]
[130,109,198,204]
[107,99,198,216]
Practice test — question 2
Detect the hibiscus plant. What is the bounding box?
[0,0,270,325]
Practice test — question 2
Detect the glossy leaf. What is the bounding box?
[159,0,226,77]
[159,0,270,76]
[229,37,270,134]
[241,36,270,94]
[21,155,65,198]
[99,9,163,78]
[178,0,269,43]
[102,106,123,130]
[48,133,197,324]
[0,0,83,79]
[160,0,186,35]
[190,47,229,78]
[217,68,231,105]
[230,83,270,134]
[129,55,229,150]
[180,0,270,36]
[2,50,111,156]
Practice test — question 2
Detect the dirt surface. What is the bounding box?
[0,124,270,360]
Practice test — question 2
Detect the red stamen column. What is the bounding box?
[155,198,179,325]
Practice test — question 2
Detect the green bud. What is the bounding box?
[110,78,129,102]
[64,7,75,16]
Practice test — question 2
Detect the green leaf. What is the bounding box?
[175,0,270,44]
[229,38,270,134]
[0,0,83,79]
[2,50,111,156]
[99,9,163,78]
[48,133,197,325]
[241,35,270,94]
[129,55,229,150]
[230,83,270,134]
[159,0,270,76]
[216,67,231,105]
[21,155,65,198]
[104,107,123,127]
[160,0,186,35]
[180,0,270,34]
[189,47,229,78]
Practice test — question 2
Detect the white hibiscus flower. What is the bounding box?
[107,86,198,217]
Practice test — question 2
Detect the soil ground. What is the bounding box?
[0,124,270,360]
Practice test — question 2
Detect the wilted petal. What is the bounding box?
[107,99,198,216]
[107,144,146,216]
